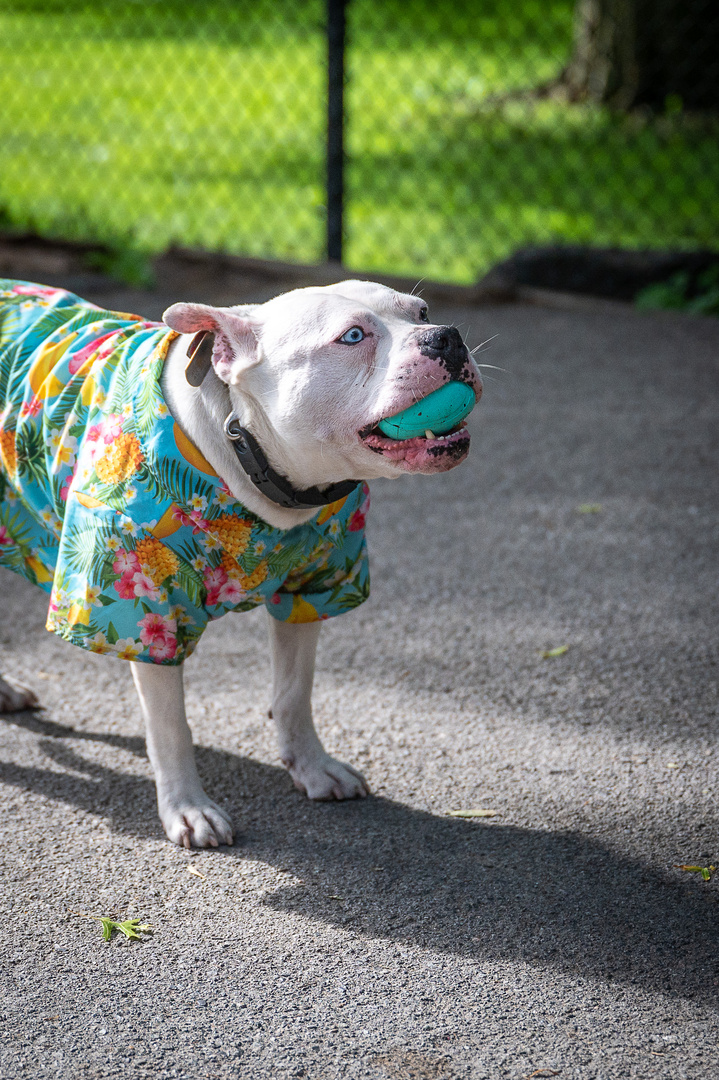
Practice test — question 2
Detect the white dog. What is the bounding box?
[0,278,481,847]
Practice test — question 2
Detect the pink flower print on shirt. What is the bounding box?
[20,394,42,418]
[138,612,177,647]
[114,574,137,600]
[112,549,141,576]
[348,508,365,532]
[348,485,369,532]
[59,469,76,501]
[173,506,210,535]
[67,332,115,375]
[172,506,191,527]
[0,525,12,547]
[188,510,209,533]
[11,284,64,299]
[138,612,179,662]
[83,423,105,462]
[101,414,123,444]
[203,565,227,606]
[218,579,246,605]
[171,506,209,535]
[148,632,178,662]
[132,571,160,600]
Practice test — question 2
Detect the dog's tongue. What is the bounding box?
[378,382,475,440]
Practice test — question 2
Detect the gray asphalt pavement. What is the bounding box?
[1,280,718,1080]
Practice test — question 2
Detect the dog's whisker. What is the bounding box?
[469,334,499,355]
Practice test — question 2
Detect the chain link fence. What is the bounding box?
[1,0,717,286]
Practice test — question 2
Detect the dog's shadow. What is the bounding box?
[2,709,717,1005]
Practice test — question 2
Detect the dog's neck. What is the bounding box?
[161,334,320,530]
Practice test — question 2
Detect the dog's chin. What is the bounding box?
[358,422,471,474]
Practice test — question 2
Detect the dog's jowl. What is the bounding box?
[0,278,481,847]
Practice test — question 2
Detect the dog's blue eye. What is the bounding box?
[339,326,365,344]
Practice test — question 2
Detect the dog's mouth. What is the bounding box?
[358,420,471,472]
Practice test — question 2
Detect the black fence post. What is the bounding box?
[326,0,346,263]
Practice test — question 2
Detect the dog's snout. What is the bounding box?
[417,325,467,375]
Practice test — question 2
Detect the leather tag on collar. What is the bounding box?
[185,331,214,387]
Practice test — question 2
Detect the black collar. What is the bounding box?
[223,415,360,510]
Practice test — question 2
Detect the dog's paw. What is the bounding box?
[158,791,234,848]
[283,752,370,801]
[0,676,39,713]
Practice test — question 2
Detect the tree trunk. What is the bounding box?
[561,0,719,111]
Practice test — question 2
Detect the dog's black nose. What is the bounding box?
[417,325,467,375]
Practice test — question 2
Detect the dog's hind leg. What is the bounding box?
[132,662,234,848]
[0,675,38,712]
[267,615,369,800]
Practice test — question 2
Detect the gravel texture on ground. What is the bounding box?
[0,277,717,1080]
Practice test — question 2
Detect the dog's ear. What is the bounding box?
[162,302,261,385]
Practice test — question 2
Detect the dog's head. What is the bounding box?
[163,280,482,487]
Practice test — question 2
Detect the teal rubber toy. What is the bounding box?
[378,382,475,440]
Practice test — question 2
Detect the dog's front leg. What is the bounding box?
[267,615,369,800]
[132,663,233,848]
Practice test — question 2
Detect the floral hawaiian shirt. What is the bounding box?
[0,281,369,664]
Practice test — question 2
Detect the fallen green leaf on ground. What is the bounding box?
[676,864,715,881]
[73,913,153,941]
[100,918,153,941]
[576,504,602,513]
[540,645,569,658]
[447,808,500,818]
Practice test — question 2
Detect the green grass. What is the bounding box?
[1,0,717,283]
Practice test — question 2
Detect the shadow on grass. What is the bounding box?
[2,707,717,1006]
